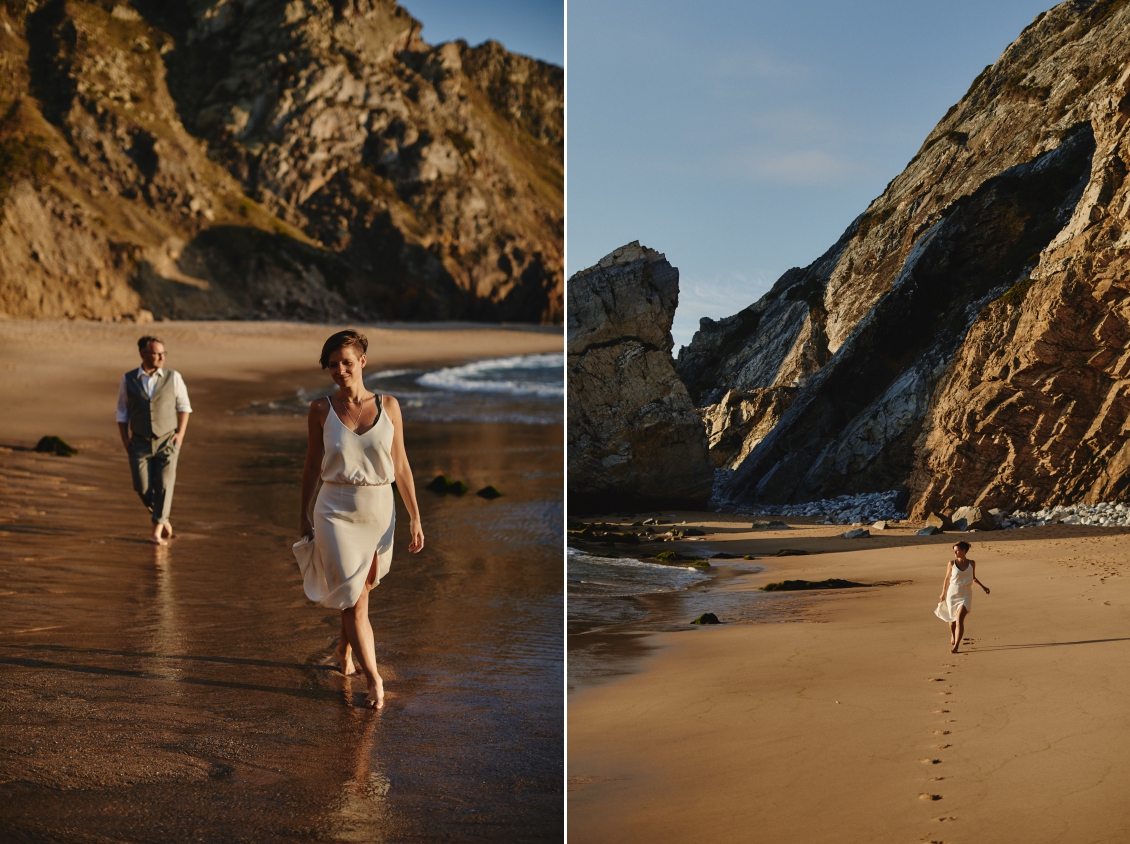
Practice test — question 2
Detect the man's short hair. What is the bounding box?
[953,540,971,552]
[138,335,164,353]
[320,329,368,369]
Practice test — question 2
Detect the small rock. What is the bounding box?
[751,519,788,530]
[475,485,503,499]
[690,613,721,625]
[775,549,808,557]
[34,436,77,457]
[872,520,888,530]
[683,527,706,536]
[917,526,943,536]
[926,512,953,530]
[841,528,870,538]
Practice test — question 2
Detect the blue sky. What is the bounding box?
[567,0,1056,348]
[400,0,563,65]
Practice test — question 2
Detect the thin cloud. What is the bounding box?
[730,148,874,185]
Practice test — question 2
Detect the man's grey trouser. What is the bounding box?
[127,432,179,525]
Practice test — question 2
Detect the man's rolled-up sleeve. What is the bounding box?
[174,372,193,413]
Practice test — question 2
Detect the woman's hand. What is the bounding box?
[300,515,314,541]
[408,517,424,553]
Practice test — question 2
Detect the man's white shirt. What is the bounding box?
[115,367,193,424]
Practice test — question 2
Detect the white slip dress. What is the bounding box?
[935,561,974,623]
[292,395,396,610]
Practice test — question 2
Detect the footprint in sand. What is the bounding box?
[919,793,943,801]
[937,744,951,749]
[922,758,942,764]
[933,730,951,735]
[936,816,958,822]
[937,690,952,695]
[934,709,950,714]
[928,776,946,781]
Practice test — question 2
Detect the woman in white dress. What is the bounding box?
[296,330,424,709]
[935,541,989,653]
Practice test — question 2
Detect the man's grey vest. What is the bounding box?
[124,369,179,440]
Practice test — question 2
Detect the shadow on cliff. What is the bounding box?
[132,224,456,321]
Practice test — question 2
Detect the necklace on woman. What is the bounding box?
[338,393,368,426]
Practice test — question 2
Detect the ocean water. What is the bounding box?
[567,548,709,635]
[242,353,564,427]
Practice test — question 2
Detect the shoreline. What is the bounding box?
[0,319,562,442]
[568,510,1130,842]
[0,321,563,840]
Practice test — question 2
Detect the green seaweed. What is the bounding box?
[761,579,868,592]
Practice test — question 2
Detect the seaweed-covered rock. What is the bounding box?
[34,436,77,457]
[690,612,721,625]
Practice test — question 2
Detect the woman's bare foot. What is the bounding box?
[161,522,174,540]
[334,641,356,676]
[363,673,384,709]
[950,644,960,653]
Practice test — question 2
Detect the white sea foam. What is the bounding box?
[416,353,563,398]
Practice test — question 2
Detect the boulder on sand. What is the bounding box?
[951,505,994,532]
[925,512,952,531]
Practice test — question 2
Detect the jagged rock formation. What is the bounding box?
[567,242,713,511]
[677,0,1130,513]
[700,387,796,469]
[0,0,561,322]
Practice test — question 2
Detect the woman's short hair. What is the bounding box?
[137,335,163,352]
[953,540,971,552]
[320,329,368,369]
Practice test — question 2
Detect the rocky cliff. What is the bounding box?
[677,0,1130,514]
[567,242,713,511]
[0,0,562,323]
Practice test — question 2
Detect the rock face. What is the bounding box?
[0,0,562,322]
[567,242,714,511]
[676,1,1130,514]
[700,387,796,469]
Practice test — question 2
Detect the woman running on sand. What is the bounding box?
[935,541,990,653]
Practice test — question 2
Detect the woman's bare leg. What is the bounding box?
[952,606,968,653]
[335,614,356,676]
[341,583,383,708]
[949,620,957,650]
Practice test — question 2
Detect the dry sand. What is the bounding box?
[0,319,560,441]
[568,514,1130,843]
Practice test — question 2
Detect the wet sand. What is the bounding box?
[568,513,1130,843]
[0,321,563,841]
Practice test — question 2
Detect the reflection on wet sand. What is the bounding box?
[333,708,393,843]
[0,372,563,840]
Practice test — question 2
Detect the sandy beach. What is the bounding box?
[0,320,563,841]
[568,514,1130,843]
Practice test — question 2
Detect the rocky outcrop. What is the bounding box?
[676,0,1130,512]
[567,242,713,511]
[0,0,561,322]
[701,387,795,469]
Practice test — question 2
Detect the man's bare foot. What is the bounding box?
[363,674,384,709]
[161,523,174,540]
[149,527,169,546]
[334,641,356,676]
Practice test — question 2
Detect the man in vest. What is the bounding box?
[116,336,192,545]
